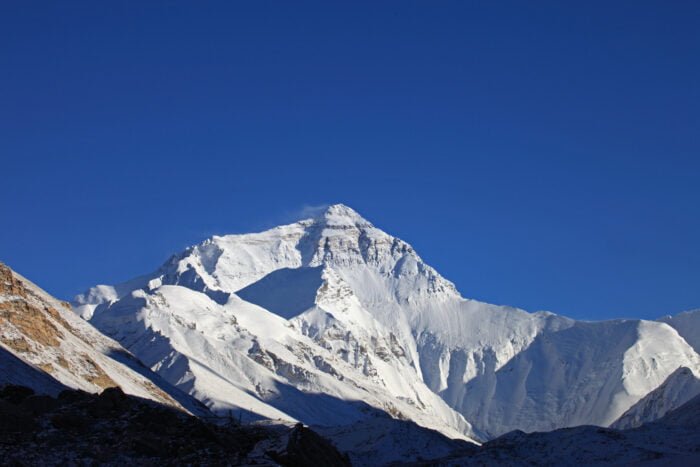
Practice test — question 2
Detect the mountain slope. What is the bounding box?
[659,309,700,352]
[0,262,208,416]
[74,204,700,439]
[427,390,700,466]
[611,366,700,430]
[87,277,477,443]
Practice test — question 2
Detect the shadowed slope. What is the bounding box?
[237,266,324,319]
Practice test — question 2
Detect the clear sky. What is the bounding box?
[1,1,698,320]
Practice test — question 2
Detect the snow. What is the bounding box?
[86,281,477,441]
[74,203,700,443]
[612,366,700,429]
[659,309,700,352]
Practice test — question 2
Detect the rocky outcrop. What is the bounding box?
[269,423,352,467]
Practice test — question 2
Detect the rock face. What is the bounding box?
[0,262,207,416]
[74,204,700,441]
[0,382,347,466]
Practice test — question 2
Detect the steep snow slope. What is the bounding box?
[75,204,700,438]
[660,309,700,352]
[0,262,207,415]
[612,366,700,430]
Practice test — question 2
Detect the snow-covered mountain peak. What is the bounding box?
[148,204,458,304]
[74,204,454,315]
[72,206,700,443]
[304,203,374,229]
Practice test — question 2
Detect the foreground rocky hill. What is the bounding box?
[0,379,349,466]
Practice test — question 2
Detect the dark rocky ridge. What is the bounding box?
[0,383,350,466]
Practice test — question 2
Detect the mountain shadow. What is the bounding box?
[236,266,324,319]
[0,346,68,396]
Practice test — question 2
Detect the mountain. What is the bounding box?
[424,390,700,466]
[611,366,700,430]
[74,204,700,442]
[0,262,207,416]
[0,262,357,465]
[660,309,700,352]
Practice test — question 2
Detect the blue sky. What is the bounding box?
[1,1,698,320]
